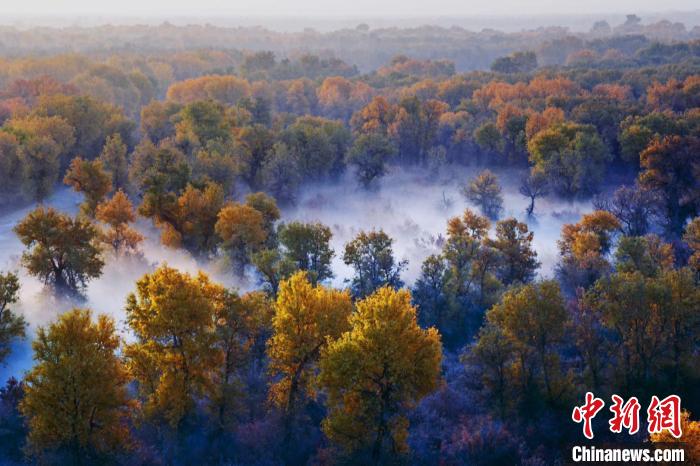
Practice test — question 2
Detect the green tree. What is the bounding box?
[98,133,129,190]
[462,169,503,219]
[618,112,684,164]
[434,209,503,344]
[261,142,301,204]
[0,132,23,201]
[19,137,62,202]
[14,207,104,296]
[480,280,571,410]
[139,100,181,144]
[281,116,351,180]
[34,94,132,159]
[614,235,674,277]
[213,290,271,430]
[412,254,448,331]
[343,230,407,298]
[490,51,538,73]
[389,97,447,164]
[192,147,237,194]
[527,122,611,196]
[469,323,513,415]
[141,181,225,256]
[585,268,700,394]
[7,114,76,174]
[487,218,540,285]
[175,100,232,153]
[347,133,395,188]
[251,249,296,296]
[474,122,503,155]
[278,221,334,284]
[130,140,190,195]
[236,124,274,188]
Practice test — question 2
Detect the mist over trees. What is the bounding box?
[0,12,699,466]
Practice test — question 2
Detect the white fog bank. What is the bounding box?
[0,165,593,380]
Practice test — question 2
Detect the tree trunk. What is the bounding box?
[527,196,535,216]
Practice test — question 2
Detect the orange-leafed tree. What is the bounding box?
[95,190,143,257]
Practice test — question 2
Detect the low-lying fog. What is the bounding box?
[0,165,593,380]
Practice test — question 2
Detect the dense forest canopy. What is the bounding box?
[0,12,699,465]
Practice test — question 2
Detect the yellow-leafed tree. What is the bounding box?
[318,287,442,462]
[650,410,700,464]
[267,271,353,415]
[20,309,132,462]
[124,265,223,428]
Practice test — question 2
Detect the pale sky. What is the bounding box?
[1,0,698,17]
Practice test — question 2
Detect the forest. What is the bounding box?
[0,12,699,465]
